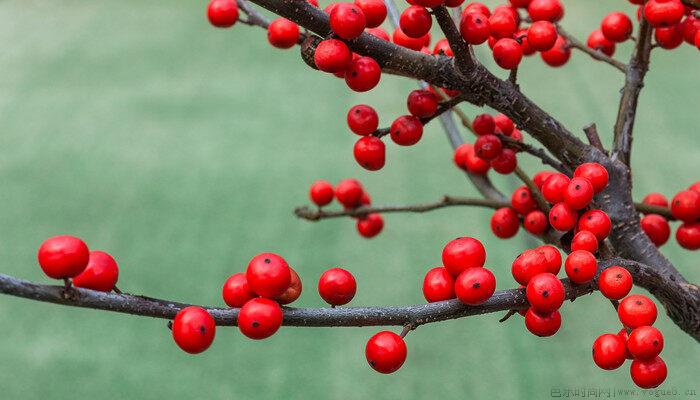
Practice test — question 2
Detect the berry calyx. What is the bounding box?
[172,306,216,354]
[238,297,284,340]
[318,267,357,305]
[72,250,119,292]
[365,331,407,374]
[598,266,633,300]
[37,235,90,279]
[246,253,292,298]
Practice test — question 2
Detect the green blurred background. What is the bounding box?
[0,0,697,398]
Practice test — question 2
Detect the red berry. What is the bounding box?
[353,136,385,171]
[527,0,564,22]
[400,6,432,38]
[318,267,357,305]
[489,10,517,39]
[493,114,515,136]
[310,180,335,206]
[441,237,486,277]
[345,56,381,92]
[207,0,238,28]
[444,0,464,6]
[563,177,594,210]
[455,267,496,305]
[474,134,503,160]
[492,38,523,69]
[37,235,90,279]
[490,207,520,239]
[392,27,429,51]
[524,210,548,235]
[460,12,491,44]
[571,230,598,253]
[511,185,537,215]
[422,267,456,302]
[222,272,255,308]
[537,245,562,275]
[390,115,423,146]
[628,326,664,360]
[365,331,407,374]
[548,202,578,232]
[524,308,561,336]
[644,0,684,28]
[533,170,554,189]
[694,29,700,49]
[276,267,302,305]
[72,250,119,292]
[354,0,386,28]
[526,272,564,313]
[238,297,283,339]
[347,104,378,136]
[630,357,667,389]
[640,214,671,246]
[514,29,535,55]
[599,266,633,300]
[407,90,438,118]
[690,181,700,194]
[618,294,657,328]
[172,306,216,353]
[642,193,669,209]
[592,333,627,370]
[490,148,517,174]
[314,39,352,72]
[601,12,633,42]
[337,179,364,208]
[527,21,557,51]
[574,162,608,194]
[246,253,292,298]
[330,3,366,39]
[564,250,597,284]
[681,15,700,44]
[511,249,547,285]
[472,114,496,135]
[509,0,531,7]
[433,38,454,56]
[541,173,570,203]
[587,29,616,56]
[655,24,684,49]
[671,190,700,222]
[578,210,612,241]
[540,35,570,67]
[463,144,491,175]
[618,327,634,359]
[462,2,491,18]
[357,213,384,238]
[676,222,700,250]
[366,27,390,40]
[267,18,299,49]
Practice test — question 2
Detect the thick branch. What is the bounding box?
[294,196,509,220]
[611,17,653,165]
[557,26,626,73]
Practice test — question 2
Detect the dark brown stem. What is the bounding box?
[432,6,475,72]
[583,123,605,153]
[498,134,570,174]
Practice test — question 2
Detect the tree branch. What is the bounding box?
[611,17,653,166]
[294,196,509,220]
[432,6,475,71]
[498,134,570,174]
[373,95,466,138]
[634,202,674,220]
[583,123,606,153]
[557,26,626,73]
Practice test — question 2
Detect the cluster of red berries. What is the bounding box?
[639,182,700,250]
[309,178,384,238]
[453,113,522,176]
[459,1,570,69]
[422,237,496,305]
[593,268,666,389]
[175,252,359,353]
[348,89,444,170]
[37,235,120,292]
[588,2,699,55]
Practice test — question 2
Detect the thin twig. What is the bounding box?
[557,25,626,73]
[498,134,570,174]
[583,123,605,153]
[373,95,467,138]
[514,166,551,214]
